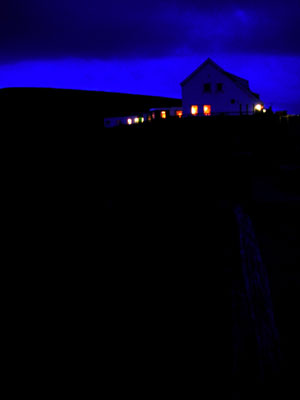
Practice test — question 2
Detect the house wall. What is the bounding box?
[181,63,261,116]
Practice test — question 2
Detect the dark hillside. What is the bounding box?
[0,87,181,119]
[102,116,300,398]
[2,90,299,398]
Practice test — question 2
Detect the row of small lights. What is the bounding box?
[127,117,144,125]
[127,111,169,125]
[126,106,270,123]
[128,105,265,125]
[191,104,265,115]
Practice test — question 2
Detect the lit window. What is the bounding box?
[161,111,166,119]
[127,118,132,125]
[134,117,139,124]
[254,104,263,112]
[191,105,198,115]
[152,112,156,120]
[203,105,211,116]
[176,110,183,118]
[139,117,144,123]
[148,115,151,121]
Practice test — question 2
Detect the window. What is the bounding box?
[231,99,236,104]
[161,111,166,119]
[176,110,183,118]
[204,83,211,93]
[127,118,132,125]
[203,105,211,116]
[191,105,198,115]
[217,83,223,92]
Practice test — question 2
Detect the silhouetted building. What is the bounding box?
[181,58,264,116]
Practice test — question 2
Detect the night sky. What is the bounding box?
[1,0,300,113]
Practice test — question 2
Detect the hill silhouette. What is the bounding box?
[0,87,181,119]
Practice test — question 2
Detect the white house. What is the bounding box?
[181,58,264,117]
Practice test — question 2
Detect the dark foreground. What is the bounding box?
[4,99,300,398]
[103,116,300,399]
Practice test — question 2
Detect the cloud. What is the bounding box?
[0,1,185,60]
[0,0,299,62]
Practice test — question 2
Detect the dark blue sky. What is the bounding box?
[1,0,299,113]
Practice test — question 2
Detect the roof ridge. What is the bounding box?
[223,70,249,84]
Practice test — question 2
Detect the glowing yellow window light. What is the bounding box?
[161,111,166,119]
[134,117,139,124]
[191,105,198,115]
[203,105,211,116]
[254,104,263,112]
[176,110,183,118]
[127,118,132,125]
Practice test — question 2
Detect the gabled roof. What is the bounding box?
[180,58,261,100]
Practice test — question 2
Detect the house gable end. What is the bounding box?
[181,58,260,101]
[180,58,218,87]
